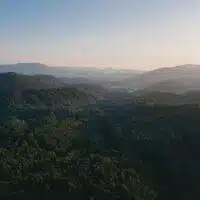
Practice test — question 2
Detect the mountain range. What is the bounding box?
[0,63,141,83]
[1,64,200,200]
[1,62,200,95]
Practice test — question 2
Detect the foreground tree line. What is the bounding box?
[0,104,200,199]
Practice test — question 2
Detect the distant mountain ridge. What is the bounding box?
[0,63,49,75]
[120,64,200,93]
[0,63,142,82]
[2,63,200,93]
[139,64,200,82]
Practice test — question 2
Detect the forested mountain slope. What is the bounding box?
[1,70,200,200]
[0,72,66,91]
[0,73,98,120]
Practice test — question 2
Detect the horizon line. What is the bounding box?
[1,62,200,71]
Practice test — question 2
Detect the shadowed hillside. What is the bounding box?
[0,72,66,91]
[0,73,98,113]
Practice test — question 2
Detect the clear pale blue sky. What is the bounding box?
[0,0,200,69]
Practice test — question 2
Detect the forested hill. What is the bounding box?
[1,71,200,199]
[0,72,66,91]
[0,73,98,112]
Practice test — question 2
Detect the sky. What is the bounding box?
[0,0,200,70]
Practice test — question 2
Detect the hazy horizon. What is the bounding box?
[1,62,200,72]
[1,0,200,70]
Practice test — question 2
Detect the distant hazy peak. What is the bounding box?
[152,64,200,72]
[14,62,48,67]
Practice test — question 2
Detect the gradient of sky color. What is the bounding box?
[0,0,200,69]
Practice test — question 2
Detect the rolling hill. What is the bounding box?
[141,64,200,81]
[0,73,98,111]
[121,64,200,93]
[0,72,66,92]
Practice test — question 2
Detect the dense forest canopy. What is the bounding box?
[0,71,200,199]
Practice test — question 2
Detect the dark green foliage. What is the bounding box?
[0,73,97,110]
[0,116,156,200]
[1,103,200,200]
[0,72,200,199]
[0,72,66,91]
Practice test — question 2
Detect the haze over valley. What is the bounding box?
[1,62,200,95]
